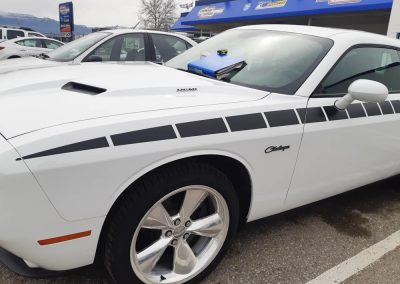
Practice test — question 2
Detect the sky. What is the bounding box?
[1,0,169,27]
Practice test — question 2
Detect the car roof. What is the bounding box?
[8,37,63,44]
[235,24,400,48]
[235,24,351,37]
[102,29,184,35]
[98,29,197,45]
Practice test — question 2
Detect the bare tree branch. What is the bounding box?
[139,0,178,31]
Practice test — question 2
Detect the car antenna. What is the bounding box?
[132,21,141,29]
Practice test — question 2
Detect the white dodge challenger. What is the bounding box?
[0,25,399,283]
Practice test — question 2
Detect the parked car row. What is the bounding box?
[0,29,196,72]
[2,24,399,284]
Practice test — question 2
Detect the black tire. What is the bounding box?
[104,162,239,284]
[7,56,20,59]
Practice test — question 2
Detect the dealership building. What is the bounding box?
[173,0,399,37]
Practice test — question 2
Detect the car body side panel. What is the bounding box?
[286,33,400,209]
[9,94,307,222]
[286,95,400,210]
[0,135,103,271]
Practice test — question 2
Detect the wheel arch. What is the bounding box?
[95,152,253,261]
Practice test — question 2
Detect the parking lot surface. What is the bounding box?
[2,175,400,284]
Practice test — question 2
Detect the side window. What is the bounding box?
[319,47,400,95]
[17,39,42,48]
[151,34,189,62]
[7,29,25,40]
[86,37,119,61]
[120,34,145,61]
[15,40,25,46]
[44,40,63,49]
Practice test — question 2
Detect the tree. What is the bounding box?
[139,0,177,31]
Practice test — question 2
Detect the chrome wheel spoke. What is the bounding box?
[188,213,223,238]
[137,237,170,273]
[179,189,208,221]
[173,239,197,274]
[132,185,229,283]
[142,203,173,230]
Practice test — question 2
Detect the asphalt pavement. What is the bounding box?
[2,175,400,284]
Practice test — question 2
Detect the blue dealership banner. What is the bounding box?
[182,0,393,25]
[59,2,74,39]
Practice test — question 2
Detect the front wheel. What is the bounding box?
[104,163,239,284]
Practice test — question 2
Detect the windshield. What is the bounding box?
[47,32,110,62]
[166,29,333,94]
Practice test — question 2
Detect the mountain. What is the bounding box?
[0,11,92,35]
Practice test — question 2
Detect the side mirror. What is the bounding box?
[334,79,388,110]
[85,55,103,62]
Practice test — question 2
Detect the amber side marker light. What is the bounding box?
[38,230,91,246]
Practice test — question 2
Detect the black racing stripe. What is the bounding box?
[111,125,176,146]
[177,118,227,137]
[363,102,381,116]
[323,106,348,121]
[226,113,266,132]
[296,107,326,123]
[296,108,307,123]
[391,100,400,113]
[20,137,109,160]
[347,103,366,118]
[379,101,394,115]
[264,109,299,127]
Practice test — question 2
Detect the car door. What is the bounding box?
[82,33,147,62]
[286,45,400,210]
[149,34,191,63]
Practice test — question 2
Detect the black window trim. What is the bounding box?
[40,39,47,48]
[185,40,193,49]
[143,33,152,61]
[312,44,400,98]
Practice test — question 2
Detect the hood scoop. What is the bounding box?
[62,82,106,95]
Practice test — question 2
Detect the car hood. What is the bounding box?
[0,62,268,138]
[0,56,62,74]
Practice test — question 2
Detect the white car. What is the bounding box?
[0,25,399,283]
[0,26,46,42]
[0,29,197,73]
[0,37,64,60]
